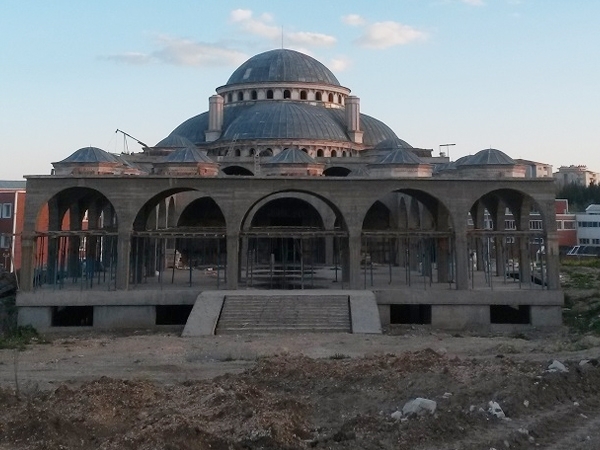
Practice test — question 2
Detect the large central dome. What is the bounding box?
[226,49,340,86]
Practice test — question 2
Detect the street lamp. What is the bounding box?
[439,143,456,159]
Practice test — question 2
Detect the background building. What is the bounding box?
[0,180,26,272]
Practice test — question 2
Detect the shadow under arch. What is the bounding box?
[130,188,231,288]
[360,188,455,290]
[238,189,349,289]
[33,187,119,289]
[222,166,254,176]
[466,188,548,289]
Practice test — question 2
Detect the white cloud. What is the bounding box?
[342,14,366,26]
[356,21,427,49]
[230,9,336,48]
[103,52,153,65]
[287,31,336,47]
[152,35,248,67]
[104,35,248,67]
[329,57,352,72]
[229,8,279,40]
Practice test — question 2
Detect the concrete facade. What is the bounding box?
[16,49,563,332]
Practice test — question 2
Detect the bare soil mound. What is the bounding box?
[2,348,600,449]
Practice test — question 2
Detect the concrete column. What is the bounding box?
[205,95,224,142]
[67,205,82,278]
[226,232,239,289]
[437,237,450,283]
[347,230,362,289]
[454,223,469,290]
[19,234,35,291]
[519,236,531,284]
[545,232,560,290]
[116,231,131,290]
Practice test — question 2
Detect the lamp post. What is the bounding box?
[439,143,456,159]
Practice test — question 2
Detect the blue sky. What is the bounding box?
[1,0,598,179]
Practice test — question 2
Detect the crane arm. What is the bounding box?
[115,129,148,148]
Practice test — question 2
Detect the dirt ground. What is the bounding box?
[2,265,600,450]
[1,325,600,450]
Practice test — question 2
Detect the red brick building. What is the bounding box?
[0,181,26,272]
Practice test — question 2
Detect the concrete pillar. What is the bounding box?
[545,233,560,290]
[437,237,450,283]
[345,96,363,144]
[347,230,362,289]
[454,223,469,290]
[205,95,224,142]
[116,231,131,290]
[226,232,239,289]
[67,205,82,278]
[19,234,35,291]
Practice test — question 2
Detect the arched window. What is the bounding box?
[328,93,334,102]
[300,90,307,100]
[234,149,241,157]
[301,148,308,153]
[283,89,291,99]
[267,90,273,99]
[316,149,324,157]
[342,151,347,157]
[337,95,341,104]
[331,150,337,157]
[227,93,232,102]
[237,91,244,101]
[251,90,257,100]
[316,92,322,101]
[249,148,256,156]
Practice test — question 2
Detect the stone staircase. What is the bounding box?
[215,294,351,334]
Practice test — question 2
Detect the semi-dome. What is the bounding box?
[374,137,413,150]
[161,147,215,163]
[154,134,196,149]
[167,105,399,146]
[226,49,340,86]
[222,102,348,141]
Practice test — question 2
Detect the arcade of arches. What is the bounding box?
[18,176,562,329]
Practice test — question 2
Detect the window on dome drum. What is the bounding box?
[249,148,256,156]
[328,93,334,102]
[301,148,308,153]
[317,149,324,157]
[267,90,273,99]
[316,92,322,101]
[227,93,232,102]
[237,92,244,101]
[283,90,291,99]
[337,95,341,103]
[251,90,257,100]
[342,151,347,157]
[331,150,337,157]
[300,90,307,100]
[234,149,241,157]
[260,148,273,157]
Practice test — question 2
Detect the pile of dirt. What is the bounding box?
[2,350,600,449]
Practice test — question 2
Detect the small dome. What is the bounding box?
[154,134,196,148]
[461,148,516,166]
[374,149,423,165]
[266,148,317,164]
[57,147,118,164]
[226,49,340,86]
[161,147,215,164]
[374,137,413,150]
